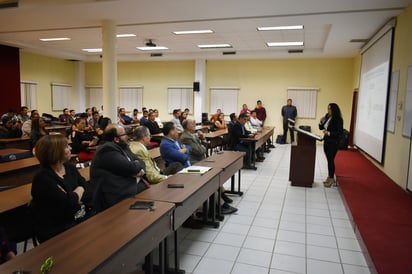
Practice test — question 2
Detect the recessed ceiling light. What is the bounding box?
[82,48,102,53]
[116,34,136,38]
[267,42,304,47]
[40,37,71,41]
[136,46,169,51]
[258,25,304,31]
[173,30,214,35]
[198,44,232,49]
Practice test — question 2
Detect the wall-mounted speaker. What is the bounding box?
[193,81,200,92]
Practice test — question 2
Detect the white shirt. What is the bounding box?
[250,116,262,130]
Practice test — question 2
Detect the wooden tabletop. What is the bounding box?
[0,148,30,156]
[0,156,39,174]
[0,136,30,143]
[204,129,228,139]
[196,151,245,169]
[241,126,275,148]
[0,198,175,274]
[148,147,161,159]
[0,183,32,213]
[0,136,31,150]
[45,125,71,130]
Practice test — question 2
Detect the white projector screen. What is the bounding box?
[354,29,393,163]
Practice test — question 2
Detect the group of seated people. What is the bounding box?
[0,102,275,261]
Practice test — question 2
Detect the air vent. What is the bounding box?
[349,39,369,43]
[222,51,236,55]
[150,53,163,57]
[288,49,303,54]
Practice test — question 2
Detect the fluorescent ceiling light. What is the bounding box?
[173,30,214,35]
[198,44,232,49]
[82,48,102,53]
[136,46,168,51]
[258,25,304,31]
[40,37,71,41]
[267,42,304,47]
[116,34,136,38]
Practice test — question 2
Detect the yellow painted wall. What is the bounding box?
[85,60,195,119]
[206,59,355,137]
[382,4,412,189]
[19,51,75,116]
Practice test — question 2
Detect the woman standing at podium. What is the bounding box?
[319,103,343,187]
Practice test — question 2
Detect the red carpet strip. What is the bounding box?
[335,149,412,274]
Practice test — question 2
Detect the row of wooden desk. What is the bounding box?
[0,151,245,274]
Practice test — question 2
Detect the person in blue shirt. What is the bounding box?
[160,122,191,168]
[281,99,297,143]
[118,108,133,125]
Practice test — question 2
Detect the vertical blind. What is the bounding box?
[287,87,318,118]
[210,87,239,115]
[51,83,71,111]
[167,87,193,113]
[20,81,38,110]
[119,87,143,112]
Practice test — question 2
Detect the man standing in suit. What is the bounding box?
[281,98,297,143]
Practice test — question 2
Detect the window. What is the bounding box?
[287,87,318,118]
[119,86,143,112]
[87,87,103,110]
[167,87,193,113]
[20,81,38,110]
[51,83,71,111]
[210,87,239,115]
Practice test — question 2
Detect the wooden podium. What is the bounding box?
[289,127,322,187]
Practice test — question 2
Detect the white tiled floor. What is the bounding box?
[173,144,375,274]
[17,144,375,274]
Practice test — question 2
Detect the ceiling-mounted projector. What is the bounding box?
[145,40,157,47]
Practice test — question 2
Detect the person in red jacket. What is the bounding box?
[254,100,267,125]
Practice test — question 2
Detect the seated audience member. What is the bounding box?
[31,135,91,243]
[249,110,262,130]
[227,113,237,132]
[214,113,227,130]
[30,117,48,150]
[90,124,148,210]
[239,104,251,115]
[0,226,16,264]
[184,108,190,115]
[90,111,101,131]
[95,117,111,137]
[118,108,133,125]
[68,109,77,125]
[160,122,191,168]
[132,108,140,123]
[244,112,257,134]
[79,112,93,132]
[153,109,163,128]
[179,111,188,124]
[0,116,22,138]
[181,119,207,163]
[210,108,221,123]
[170,109,184,132]
[139,110,149,126]
[85,108,93,125]
[130,126,178,183]
[17,106,29,122]
[59,108,70,124]
[70,118,98,161]
[145,111,163,144]
[228,113,255,167]
[22,109,40,136]
[1,108,18,123]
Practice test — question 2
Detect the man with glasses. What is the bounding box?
[90,124,148,211]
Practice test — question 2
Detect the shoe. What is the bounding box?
[324,178,334,188]
[323,177,330,184]
[182,216,203,229]
[269,144,275,148]
[221,192,233,204]
[221,203,238,214]
[256,158,264,162]
[264,149,271,153]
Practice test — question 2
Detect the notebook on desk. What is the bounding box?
[179,165,212,174]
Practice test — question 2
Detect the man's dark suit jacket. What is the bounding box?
[146,119,162,135]
[228,121,250,149]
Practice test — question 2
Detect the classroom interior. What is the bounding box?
[1,0,412,273]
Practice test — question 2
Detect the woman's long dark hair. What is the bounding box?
[31,117,45,132]
[329,103,342,123]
